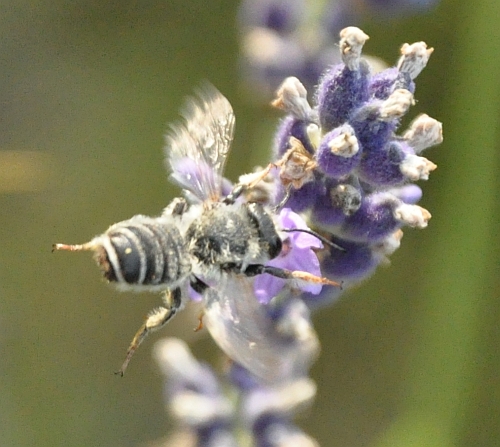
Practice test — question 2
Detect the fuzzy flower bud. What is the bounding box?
[397,41,434,80]
[272,77,314,120]
[379,88,414,119]
[394,203,431,228]
[316,124,361,178]
[400,153,437,181]
[317,30,371,132]
[339,26,370,70]
[403,113,444,153]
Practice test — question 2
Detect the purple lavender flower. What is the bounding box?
[254,208,323,304]
[269,27,442,305]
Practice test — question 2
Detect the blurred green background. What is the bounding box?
[1,0,499,446]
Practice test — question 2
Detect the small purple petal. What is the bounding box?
[254,268,286,304]
[388,184,423,204]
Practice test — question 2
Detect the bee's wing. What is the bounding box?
[203,275,319,384]
[166,85,235,202]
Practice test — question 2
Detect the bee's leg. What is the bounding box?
[189,277,208,332]
[115,287,182,376]
[223,164,275,204]
[244,264,342,288]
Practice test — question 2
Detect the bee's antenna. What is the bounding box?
[271,184,292,212]
[281,228,346,252]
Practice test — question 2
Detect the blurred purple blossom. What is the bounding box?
[155,338,318,447]
[254,208,323,304]
[238,0,440,99]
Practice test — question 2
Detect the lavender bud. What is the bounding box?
[339,26,370,70]
[317,37,371,133]
[169,393,233,427]
[316,124,361,178]
[369,67,415,99]
[399,153,437,181]
[403,113,443,153]
[387,184,423,204]
[272,77,313,120]
[397,41,434,80]
[244,378,317,421]
[357,140,407,186]
[379,88,414,119]
[274,116,316,157]
[154,338,220,395]
[394,203,431,228]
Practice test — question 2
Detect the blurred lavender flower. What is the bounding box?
[238,0,439,99]
[154,338,318,447]
[154,338,237,447]
[268,27,442,307]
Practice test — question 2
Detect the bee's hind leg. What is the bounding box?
[115,287,182,376]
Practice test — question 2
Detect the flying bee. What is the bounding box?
[54,85,339,383]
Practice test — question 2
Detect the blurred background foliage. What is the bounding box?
[0,0,499,446]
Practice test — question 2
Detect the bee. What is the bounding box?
[54,85,338,383]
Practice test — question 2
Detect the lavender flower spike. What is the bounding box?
[270,27,442,304]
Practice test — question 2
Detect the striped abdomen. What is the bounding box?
[93,216,191,290]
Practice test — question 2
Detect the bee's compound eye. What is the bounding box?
[245,203,282,259]
[267,232,282,259]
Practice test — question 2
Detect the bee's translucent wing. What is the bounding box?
[166,85,235,202]
[203,275,319,384]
